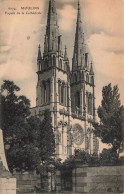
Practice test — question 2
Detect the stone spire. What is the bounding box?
[72,0,86,71]
[44,0,60,55]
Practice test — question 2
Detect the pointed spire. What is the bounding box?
[44,0,60,54]
[90,61,94,75]
[78,0,80,11]
[38,44,42,60]
[64,45,68,61]
[72,0,86,70]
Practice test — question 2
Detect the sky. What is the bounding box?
[0,0,124,110]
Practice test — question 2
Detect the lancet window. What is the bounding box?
[42,80,50,104]
[90,76,94,85]
[82,71,84,80]
[86,73,89,82]
[60,59,62,69]
[85,136,89,150]
[53,55,56,66]
[87,92,93,115]
[61,84,64,104]
[58,80,67,106]
[74,74,77,82]
[75,91,80,108]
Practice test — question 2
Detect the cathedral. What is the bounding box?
[30,0,99,160]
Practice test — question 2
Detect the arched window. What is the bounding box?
[44,83,47,103]
[86,74,89,82]
[60,59,62,69]
[58,81,61,103]
[61,84,64,104]
[91,76,94,85]
[38,62,40,71]
[78,71,81,81]
[49,57,52,66]
[40,62,42,71]
[82,72,84,80]
[88,94,92,115]
[85,136,89,150]
[45,59,48,69]
[42,62,44,70]
[64,85,67,106]
[75,91,80,108]
[47,80,50,102]
[53,56,56,66]
[64,63,67,71]
[74,74,77,82]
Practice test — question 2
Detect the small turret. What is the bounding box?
[37,44,42,60]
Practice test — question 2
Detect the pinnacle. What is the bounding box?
[90,61,94,75]
[38,44,42,60]
[64,45,68,61]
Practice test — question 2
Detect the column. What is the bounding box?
[46,81,48,103]
[80,89,83,115]
[93,86,96,120]
[40,83,42,105]
[50,78,54,103]
[64,85,67,107]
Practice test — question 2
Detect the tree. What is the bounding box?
[0,80,30,139]
[99,148,118,166]
[39,110,55,163]
[0,80,55,172]
[93,83,124,158]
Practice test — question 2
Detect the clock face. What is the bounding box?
[72,124,84,146]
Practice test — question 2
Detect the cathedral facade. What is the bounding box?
[30,0,99,160]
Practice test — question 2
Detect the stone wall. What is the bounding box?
[0,161,16,194]
[0,128,16,194]
[0,178,16,194]
[14,172,41,194]
[72,165,124,193]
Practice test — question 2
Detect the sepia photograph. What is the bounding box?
[0,0,124,193]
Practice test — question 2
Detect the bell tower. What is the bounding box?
[71,1,95,118]
[70,1,97,154]
[31,0,99,159]
[35,0,71,160]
